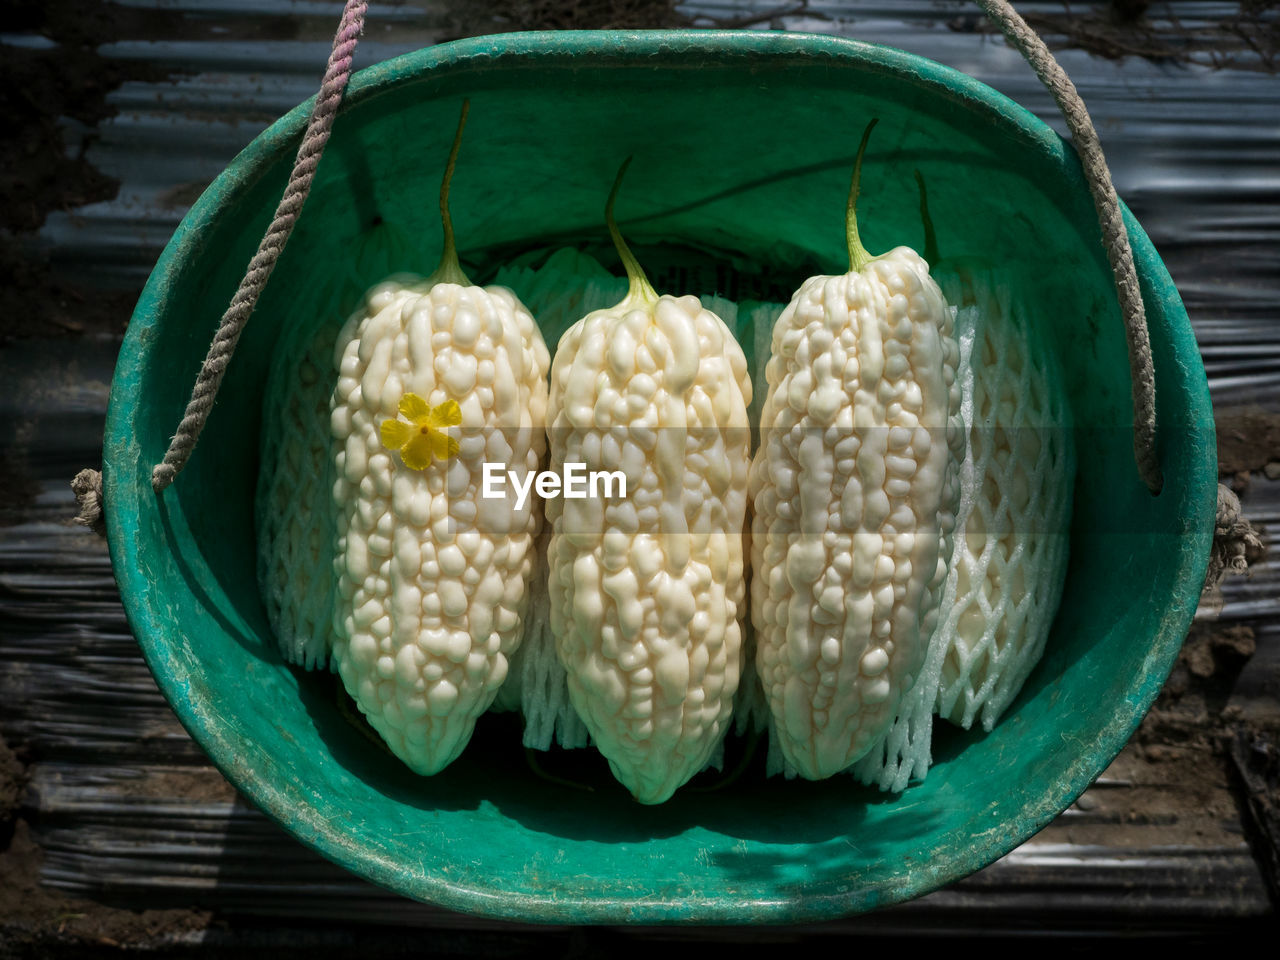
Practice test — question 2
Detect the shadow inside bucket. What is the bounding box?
[292,657,927,851]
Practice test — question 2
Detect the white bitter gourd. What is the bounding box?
[328,103,550,774]
[750,122,963,780]
[546,161,753,803]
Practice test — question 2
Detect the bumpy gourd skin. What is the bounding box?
[547,294,752,804]
[750,248,961,780]
[330,279,550,775]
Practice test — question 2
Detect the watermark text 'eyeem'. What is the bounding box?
[481,462,626,511]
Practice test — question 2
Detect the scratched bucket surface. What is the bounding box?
[103,31,1216,922]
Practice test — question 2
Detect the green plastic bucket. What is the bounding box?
[103,31,1216,922]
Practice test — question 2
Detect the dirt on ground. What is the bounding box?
[1147,623,1280,902]
[1216,406,1280,492]
[0,731,214,958]
[1228,722,1280,901]
[96,767,238,806]
[1043,619,1279,873]
[0,737,26,842]
[1012,0,1276,73]
[442,0,691,33]
[0,821,213,960]
[439,0,827,35]
[0,1,188,342]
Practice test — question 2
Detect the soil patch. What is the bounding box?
[0,735,214,958]
[1043,621,1277,857]
[987,0,1278,73]
[1216,405,1280,481]
[104,766,238,805]
[442,0,691,33]
[0,736,27,854]
[0,820,213,959]
[0,0,183,342]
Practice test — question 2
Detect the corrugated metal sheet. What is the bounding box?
[26,1,1280,399]
[2,0,1278,939]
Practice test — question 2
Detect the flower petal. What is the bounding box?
[380,418,411,450]
[429,428,459,462]
[428,398,462,428]
[399,392,432,423]
[401,432,435,470]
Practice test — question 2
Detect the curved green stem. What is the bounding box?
[914,168,940,266]
[688,725,763,794]
[524,749,596,793]
[332,675,393,756]
[606,156,659,308]
[425,99,472,288]
[846,118,879,273]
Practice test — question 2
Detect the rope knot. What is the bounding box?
[1201,483,1264,614]
[72,468,106,539]
[1205,483,1264,589]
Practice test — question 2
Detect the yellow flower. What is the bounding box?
[379,392,461,469]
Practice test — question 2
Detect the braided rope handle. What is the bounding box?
[150,0,368,493]
[147,0,1160,495]
[975,0,1161,495]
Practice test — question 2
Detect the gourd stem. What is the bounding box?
[425,99,472,288]
[333,678,393,755]
[606,156,659,307]
[688,725,763,793]
[524,749,596,792]
[846,118,879,273]
[914,168,940,266]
